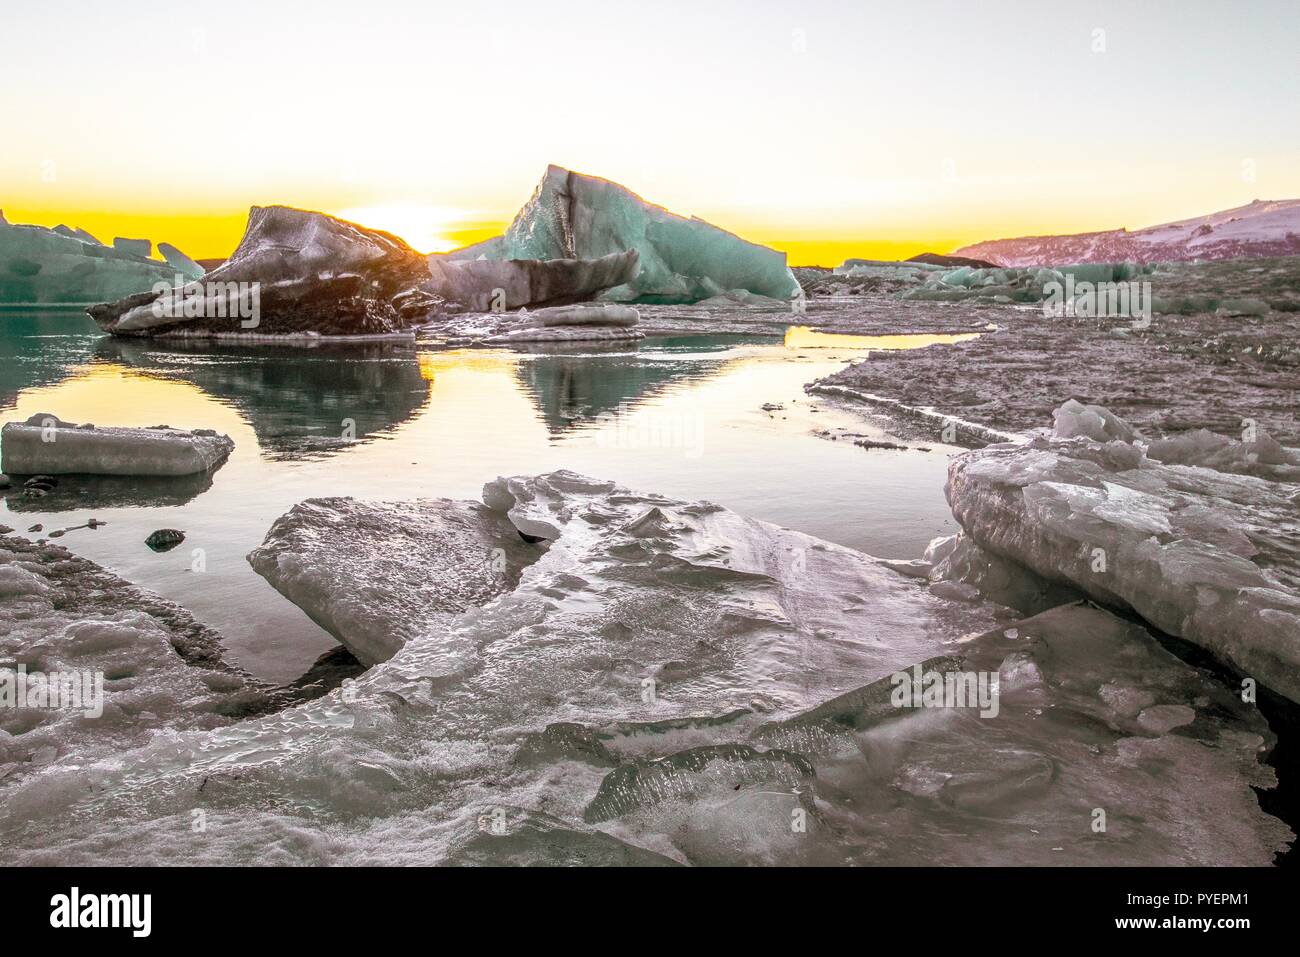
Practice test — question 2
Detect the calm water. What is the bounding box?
[1,311,969,683]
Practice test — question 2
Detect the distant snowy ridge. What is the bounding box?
[955,198,1300,267]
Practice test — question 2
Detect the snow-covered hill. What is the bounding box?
[954,198,1300,267]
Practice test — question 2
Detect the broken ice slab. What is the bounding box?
[946,402,1300,703]
[3,472,1291,865]
[248,496,539,665]
[0,413,234,476]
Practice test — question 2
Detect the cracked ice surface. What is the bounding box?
[0,536,276,801]
[0,473,1289,864]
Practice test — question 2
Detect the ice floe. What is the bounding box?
[1,413,233,477]
[1,471,1288,865]
[945,402,1300,703]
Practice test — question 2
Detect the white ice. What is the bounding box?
[1,413,234,477]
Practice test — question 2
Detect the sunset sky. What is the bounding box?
[3,0,1297,264]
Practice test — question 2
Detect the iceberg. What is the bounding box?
[426,249,638,311]
[448,165,801,304]
[1,413,233,477]
[0,215,202,305]
[89,206,439,338]
[945,402,1300,703]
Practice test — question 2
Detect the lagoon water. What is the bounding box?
[1,311,967,683]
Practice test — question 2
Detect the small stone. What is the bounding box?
[27,524,42,533]
[145,528,186,552]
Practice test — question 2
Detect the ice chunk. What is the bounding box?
[247,497,539,665]
[157,242,205,277]
[481,304,644,345]
[449,165,800,304]
[1,414,233,477]
[1052,398,1136,443]
[112,237,151,259]
[426,249,638,311]
[947,408,1300,703]
[0,217,200,305]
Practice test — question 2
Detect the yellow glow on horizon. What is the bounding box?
[334,204,481,254]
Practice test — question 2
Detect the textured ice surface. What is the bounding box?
[0,535,273,796]
[0,471,1287,865]
[426,249,638,311]
[450,166,800,304]
[1,413,234,476]
[248,497,538,665]
[0,216,201,305]
[946,405,1300,703]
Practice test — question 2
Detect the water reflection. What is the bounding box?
[95,337,432,460]
[510,336,752,434]
[2,319,973,683]
[1,469,218,512]
[0,309,98,407]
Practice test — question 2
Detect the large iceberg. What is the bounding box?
[0,213,203,305]
[448,166,801,304]
[944,401,1300,703]
[89,206,439,338]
